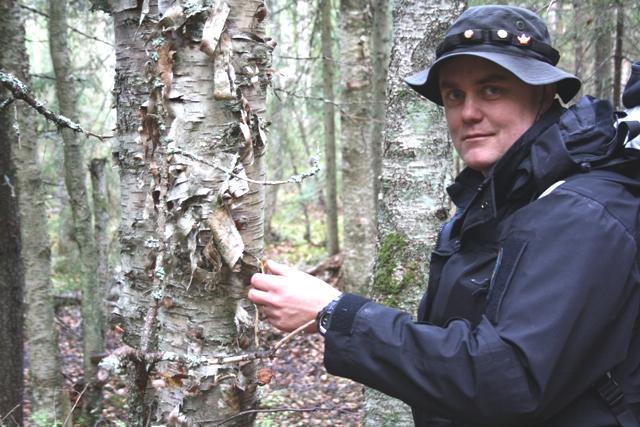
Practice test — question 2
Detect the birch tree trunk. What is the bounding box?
[49,0,104,418]
[365,1,464,424]
[321,0,340,256]
[339,0,379,294]
[108,0,271,424]
[0,4,25,424]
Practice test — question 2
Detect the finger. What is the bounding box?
[265,260,309,279]
[250,273,281,291]
[247,287,271,306]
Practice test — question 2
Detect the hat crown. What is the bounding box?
[447,5,551,43]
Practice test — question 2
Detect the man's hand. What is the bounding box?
[248,260,342,332]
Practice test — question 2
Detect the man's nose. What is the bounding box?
[461,96,483,122]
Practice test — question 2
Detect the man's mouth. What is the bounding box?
[463,133,493,142]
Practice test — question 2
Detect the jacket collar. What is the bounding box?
[447,96,618,234]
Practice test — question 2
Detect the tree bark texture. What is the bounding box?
[1,1,70,425]
[339,0,379,294]
[49,0,105,418]
[90,158,111,320]
[0,4,25,425]
[613,0,624,108]
[572,0,585,99]
[110,0,270,424]
[321,0,340,256]
[365,1,464,424]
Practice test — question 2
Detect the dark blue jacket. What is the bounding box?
[323,97,640,426]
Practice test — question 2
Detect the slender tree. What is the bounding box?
[105,0,271,424]
[321,0,340,255]
[593,0,613,99]
[365,0,464,424]
[613,0,624,108]
[339,0,379,293]
[49,0,105,418]
[0,4,25,424]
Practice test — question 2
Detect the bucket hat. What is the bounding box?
[405,5,581,105]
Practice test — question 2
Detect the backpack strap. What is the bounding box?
[594,371,640,427]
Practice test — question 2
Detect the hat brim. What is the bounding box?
[405,51,581,105]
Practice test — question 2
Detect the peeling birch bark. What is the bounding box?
[111,0,270,424]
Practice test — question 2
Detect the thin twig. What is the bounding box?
[171,148,320,186]
[270,319,315,355]
[62,383,90,427]
[18,3,114,47]
[0,404,20,424]
[0,71,112,141]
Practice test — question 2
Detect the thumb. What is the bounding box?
[264,259,306,278]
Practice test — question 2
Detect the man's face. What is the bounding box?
[438,56,544,175]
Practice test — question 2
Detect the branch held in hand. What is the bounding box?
[0,71,111,141]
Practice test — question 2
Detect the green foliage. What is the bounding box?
[30,410,62,427]
[372,232,419,307]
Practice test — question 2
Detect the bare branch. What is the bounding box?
[0,71,112,141]
[171,147,320,186]
[62,383,90,427]
[0,404,21,425]
[18,3,114,47]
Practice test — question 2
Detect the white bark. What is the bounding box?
[366,1,464,424]
[111,0,271,424]
[339,0,379,294]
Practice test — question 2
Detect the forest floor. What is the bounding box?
[22,254,363,426]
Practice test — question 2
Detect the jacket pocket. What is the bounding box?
[485,238,528,324]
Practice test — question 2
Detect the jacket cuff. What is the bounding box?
[327,293,370,334]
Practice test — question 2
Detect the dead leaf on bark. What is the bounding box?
[200,0,230,57]
[157,38,174,97]
[208,203,244,268]
[256,367,273,386]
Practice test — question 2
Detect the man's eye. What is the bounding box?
[483,86,502,97]
[443,90,463,103]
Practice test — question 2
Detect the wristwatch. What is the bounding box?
[316,294,343,336]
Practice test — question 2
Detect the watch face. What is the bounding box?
[319,311,330,335]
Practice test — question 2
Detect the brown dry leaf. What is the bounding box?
[200,0,231,57]
[157,39,174,95]
[256,367,273,386]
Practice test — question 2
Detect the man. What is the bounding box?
[249,5,640,426]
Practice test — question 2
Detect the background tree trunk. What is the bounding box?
[321,0,340,256]
[339,0,379,294]
[111,0,270,424]
[364,0,464,424]
[0,4,25,424]
[593,0,613,100]
[90,158,111,318]
[613,0,624,108]
[49,0,105,418]
[1,1,69,424]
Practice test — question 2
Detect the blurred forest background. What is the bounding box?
[1,0,639,426]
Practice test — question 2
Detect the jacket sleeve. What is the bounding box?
[323,184,640,423]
